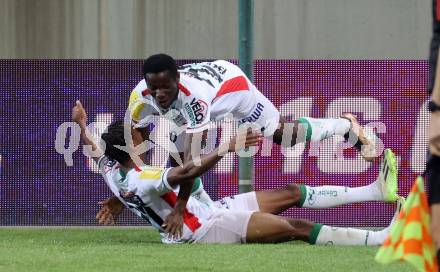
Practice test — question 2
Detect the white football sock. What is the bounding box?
[298,117,351,142]
[299,181,383,208]
[312,225,386,246]
[309,199,400,246]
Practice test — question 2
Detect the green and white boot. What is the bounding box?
[378,149,399,202]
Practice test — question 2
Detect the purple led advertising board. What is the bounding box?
[0,60,429,226]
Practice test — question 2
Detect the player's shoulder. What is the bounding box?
[132,79,148,94]
[127,165,165,181]
[178,60,230,70]
[100,157,125,188]
[126,166,168,193]
[128,79,158,123]
[178,73,211,100]
[125,168,142,191]
[129,79,150,105]
[177,75,194,97]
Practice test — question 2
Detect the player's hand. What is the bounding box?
[72,100,87,128]
[162,209,184,240]
[429,111,440,156]
[228,129,263,152]
[96,196,125,225]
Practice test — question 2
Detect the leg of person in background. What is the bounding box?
[426,154,440,265]
[432,205,440,266]
[254,149,398,215]
[428,0,440,264]
[272,113,377,162]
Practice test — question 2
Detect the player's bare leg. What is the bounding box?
[272,114,376,162]
[256,149,398,215]
[246,212,313,243]
[247,199,402,245]
[255,184,301,214]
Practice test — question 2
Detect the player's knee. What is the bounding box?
[285,184,302,203]
[285,219,314,241]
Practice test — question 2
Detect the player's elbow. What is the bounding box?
[180,164,199,181]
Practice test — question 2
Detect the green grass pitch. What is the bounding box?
[0,228,413,272]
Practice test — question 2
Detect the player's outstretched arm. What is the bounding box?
[161,130,261,238]
[72,100,126,224]
[183,130,209,164]
[162,130,209,238]
[166,130,262,187]
[71,100,103,164]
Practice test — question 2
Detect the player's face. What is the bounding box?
[145,71,179,109]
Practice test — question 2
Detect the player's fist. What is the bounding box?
[72,100,87,127]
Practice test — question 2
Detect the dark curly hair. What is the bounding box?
[101,121,131,165]
[143,53,178,77]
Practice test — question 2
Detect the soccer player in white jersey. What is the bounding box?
[126,54,380,237]
[129,54,376,162]
[72,100,212,227]
[73,101,403,245]
[94,147,212,225]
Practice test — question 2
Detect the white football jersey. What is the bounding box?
[128,60,259,134]
[123,165,218,243]
[98,156,177,232]
[98,156,215,243]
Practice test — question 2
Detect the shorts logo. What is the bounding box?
[240,103,264,124]
[185,98,208,126]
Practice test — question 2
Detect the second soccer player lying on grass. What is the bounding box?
[73,100,403,245]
